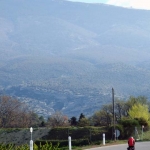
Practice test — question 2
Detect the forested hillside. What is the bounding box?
[0,0,150,117]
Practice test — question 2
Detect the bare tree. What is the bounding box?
[0,96,32,128]
[47,111,69,127]
[115,99,127,120]
[91,109,112,126]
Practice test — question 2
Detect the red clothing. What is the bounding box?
[128,137,135,146]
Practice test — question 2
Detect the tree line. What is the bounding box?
[0,95,150,128]
[69,96,150,128]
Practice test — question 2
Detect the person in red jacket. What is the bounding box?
[127,136,135,150]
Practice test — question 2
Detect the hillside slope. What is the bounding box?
[0,0,150,117]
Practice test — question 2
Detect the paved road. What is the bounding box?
[85,141,150,150]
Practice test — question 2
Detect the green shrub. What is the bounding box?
[42,126,107,142]
[118,118,139,127]
[35,139,90,147]
[118,118,139,138]
[0,142,60,150]
[135,117,149,127]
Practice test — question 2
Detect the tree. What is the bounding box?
[128,103,150,121]
[29,112,41,127]
[0,95,32,128]
[100,104,113,126]
[118,118,139,138]
[39,116,46,127]
[135,117,149,127]
[78,113,85,122]
[125,96,148,113]
[47,111,69,127]
[115,99,127,120]
[119,118,139,127]
[91,110,112,126]
[70,116,77,126]
[78,118,90,127]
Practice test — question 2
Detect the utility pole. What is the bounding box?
[112,88,116,141]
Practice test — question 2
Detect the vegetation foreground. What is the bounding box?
[0,140,128,150]
[0,128,150,150]
[1,95,150,149]
[0,142,59,150]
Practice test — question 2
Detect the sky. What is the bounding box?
[67,0,150,10]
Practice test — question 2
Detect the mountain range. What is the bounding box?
[0,0,150,118]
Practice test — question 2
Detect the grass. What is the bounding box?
[142,130,150,140]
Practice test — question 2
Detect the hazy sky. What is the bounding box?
[67,0,150,10]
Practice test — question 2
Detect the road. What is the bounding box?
[85,141,150,150]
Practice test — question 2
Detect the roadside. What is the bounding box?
[73,140,128,150]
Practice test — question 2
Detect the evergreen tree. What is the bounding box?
[70,116,77,126]
[78,113,85,122]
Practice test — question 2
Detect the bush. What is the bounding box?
[118,118,139,127]
[118,118,139,138]
[42,126,107,141]
[135,117,149,127]
[35,139,90,147]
